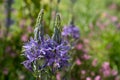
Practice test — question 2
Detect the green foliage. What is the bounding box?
[108,31,120,73]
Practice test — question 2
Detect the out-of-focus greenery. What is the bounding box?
[0,0,120,80]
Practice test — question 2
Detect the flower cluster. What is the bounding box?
[100,62,118,77]
[22,9,70,74]
[62,16,80,39]
[22,36,70,71]
[62,19,80,47]
[62,24,80,39]
[70,41,119,80]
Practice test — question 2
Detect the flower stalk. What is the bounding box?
[36,77,41,80]
[34,9,44,42]
[22,9,70,80]
[52,13,61,44]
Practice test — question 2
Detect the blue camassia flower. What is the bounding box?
[22,37,42,71]
[62,24,80,39]
[42,36,70,69]
[22,36,70,72]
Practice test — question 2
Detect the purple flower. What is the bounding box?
[62,24,80,39]
[22,37,43,71]
[22,60,33,71]
[22,36,70,72]
[22,10,70,73]
[41,37,70,70]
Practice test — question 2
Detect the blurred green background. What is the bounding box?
[0,0,120,80]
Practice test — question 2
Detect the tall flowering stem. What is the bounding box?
[34,9,44,42]
[22,9,70,80]
[5,0,13,28]
[5,0,14,37]
[62,0,80,48]
[52,13,61,44]
[56,0,61,13]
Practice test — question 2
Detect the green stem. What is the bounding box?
[51,75,56,80]
[36,77,41,80]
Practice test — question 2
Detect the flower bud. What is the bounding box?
[52,13,62,44]
[34,9,44,41]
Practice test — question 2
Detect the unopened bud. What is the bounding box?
[34,9,44,41]
[52,13,62,44]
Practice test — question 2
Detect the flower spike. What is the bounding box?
[34,9,44,41]
[36,9,44,25]
[52,13,62,44]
